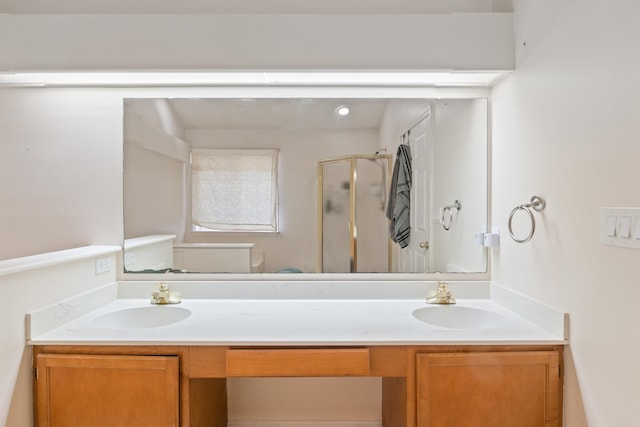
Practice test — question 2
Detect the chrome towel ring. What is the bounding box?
[508,196,546,243]
[441,200,462,231]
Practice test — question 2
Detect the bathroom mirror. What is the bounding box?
[123,97,488,275]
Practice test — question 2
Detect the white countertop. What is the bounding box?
[27,281,567,346]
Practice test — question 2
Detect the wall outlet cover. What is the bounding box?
[95,257,112,274]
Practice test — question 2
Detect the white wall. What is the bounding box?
[0,249,118,427]
[124,144,186,242]
[227,377,381,425]
[0,89,123,260]
[492,1,640,425]
[431,99,488,273]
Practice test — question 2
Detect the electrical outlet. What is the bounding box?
[95,257,112,274]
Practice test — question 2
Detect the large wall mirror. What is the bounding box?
[123,96,488,276]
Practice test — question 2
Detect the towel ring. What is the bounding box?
[508,196,546,243]
[441,200,462,231]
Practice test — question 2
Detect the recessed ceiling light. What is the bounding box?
[336,106,350,116]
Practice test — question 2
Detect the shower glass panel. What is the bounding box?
[318,155,392,273]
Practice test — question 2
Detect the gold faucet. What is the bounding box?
[151,282,181,305]
[426,281,456,304]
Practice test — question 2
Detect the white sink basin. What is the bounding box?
[412,306,506,330]
[93,306,191,329]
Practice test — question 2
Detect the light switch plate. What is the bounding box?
[602,208,640,250]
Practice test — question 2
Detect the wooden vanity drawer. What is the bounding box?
[226,348,370,377]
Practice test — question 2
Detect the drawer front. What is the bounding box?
[226,348,370,377]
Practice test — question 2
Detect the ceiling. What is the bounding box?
[168,98,391,131]
[3,0,512,14]
[124,98,426,132]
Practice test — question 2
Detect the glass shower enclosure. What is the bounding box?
[317,154,392,273]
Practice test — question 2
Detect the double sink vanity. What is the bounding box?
[28,280,566,427]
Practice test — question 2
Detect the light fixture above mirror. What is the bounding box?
[0,71,508,88]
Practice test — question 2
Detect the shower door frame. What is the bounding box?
[317,154,392,273]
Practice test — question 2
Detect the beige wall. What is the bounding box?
[0,14,513,71]
[492,1,640,425]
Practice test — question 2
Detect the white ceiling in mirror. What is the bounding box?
[164,98,389,131]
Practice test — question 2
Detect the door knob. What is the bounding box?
[419,241,429,249]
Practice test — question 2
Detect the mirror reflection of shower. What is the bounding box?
[318,153,392,273]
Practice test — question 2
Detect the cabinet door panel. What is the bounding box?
[36,354,179,427]
[417,351,561,427]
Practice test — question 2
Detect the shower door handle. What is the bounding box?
[419,241,429,250]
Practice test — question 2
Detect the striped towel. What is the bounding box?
[386,144,412,248]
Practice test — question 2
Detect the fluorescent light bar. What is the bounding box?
[0,71,508,88]
[0,73,46,87]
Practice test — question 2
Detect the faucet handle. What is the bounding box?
[151,282,181,304]
[426,281,456,304]
[151,282,170,304]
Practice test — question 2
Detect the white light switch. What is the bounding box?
[620,216,631,238]
[605,215,617,237]
[603,208,640,250]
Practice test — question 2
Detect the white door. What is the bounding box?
[398,111,432,273]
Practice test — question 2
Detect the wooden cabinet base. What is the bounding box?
[189,378,227,427]
[33,344,563,427]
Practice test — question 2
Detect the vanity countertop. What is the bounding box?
[27,281,567,346]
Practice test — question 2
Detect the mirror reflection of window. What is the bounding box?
[191,149,279,232]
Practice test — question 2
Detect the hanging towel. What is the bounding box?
[386,144,412,248]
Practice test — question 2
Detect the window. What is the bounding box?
[191,149,279,232]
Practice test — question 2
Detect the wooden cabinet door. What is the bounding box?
[35,354,179,427]
[416,351,562,427]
